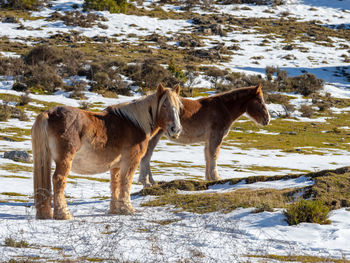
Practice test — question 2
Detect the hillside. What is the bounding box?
[0,0,350,262]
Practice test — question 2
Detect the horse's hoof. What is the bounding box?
[54,212,73,220]
[109,206,135,215]
[36,210,53,220]
[143,182,152,188]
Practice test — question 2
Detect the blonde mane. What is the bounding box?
[107,93,158,135]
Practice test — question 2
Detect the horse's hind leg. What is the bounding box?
[52,157,74,220]
[139,130,163,187]
[204,134,223,181]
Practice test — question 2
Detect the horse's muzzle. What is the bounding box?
[167,124,182,139]
[262,117,270,126]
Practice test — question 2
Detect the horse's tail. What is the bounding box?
[31,112,52,217]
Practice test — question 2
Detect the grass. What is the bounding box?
[125,6,350,48]
[141,167,350,214]
[142,188,294,214]
[303,169,350,209]
[0,163,32,173]
[0,174,30,179]
[0,127,31,141]
[0,10,45,21]
[127,4,192,20]
[223,112,350,153]
[1,192,27,197]
[148,219,181,225]
[227,17,350,46]
[134,171,314,197]
[4,237,29,248]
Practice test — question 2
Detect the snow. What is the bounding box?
[0,0,350,261]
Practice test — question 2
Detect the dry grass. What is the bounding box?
[142,188,293,214]
[140,167,350,214]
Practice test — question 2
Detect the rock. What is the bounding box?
[2,16,19,23]
[3,150,31,163]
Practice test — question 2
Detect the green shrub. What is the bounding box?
[1,0,43,10]
[83,0,127,13]
[284,199,331,225]
[168,59,187,82]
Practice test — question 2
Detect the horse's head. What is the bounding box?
[156,84,183,139]
[246,84,270,126]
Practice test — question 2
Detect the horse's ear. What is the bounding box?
[255,83,262,94]
[157,83,166,98]
[173,84,181,95]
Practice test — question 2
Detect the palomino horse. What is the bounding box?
[32,84,182,220]
[139,84,270,187]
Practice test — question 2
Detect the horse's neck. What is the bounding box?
[219,88,254,120]
[114,94,158,136]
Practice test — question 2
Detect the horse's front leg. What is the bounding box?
[53,158,74,220]
[139,130,163,187]
[204,134,223,181]
[109,165,120,214]
[110,148,143,215]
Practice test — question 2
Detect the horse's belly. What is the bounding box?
[71,146,119,175]
[169,129,206,144]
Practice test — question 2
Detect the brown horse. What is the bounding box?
[32,84,182,220]
[139,84,270,187]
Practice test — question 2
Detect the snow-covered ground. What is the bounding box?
[0,0,350,261]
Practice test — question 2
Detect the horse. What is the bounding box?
[32,84,182,220]
[138,84,270,187]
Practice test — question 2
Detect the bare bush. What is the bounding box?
[289,73,324,96]
[264,66,324,95]
[299,104,314,118]
[23,63,63,94]
[0,101,11,121]
[79,101,91,110]
[47,11,108,28]
[0,101,29,121]
[0,57,26,76]
[67,80,87,100]
[24,45,63,66]
[205,67,228,90]
[18,91,31,106]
